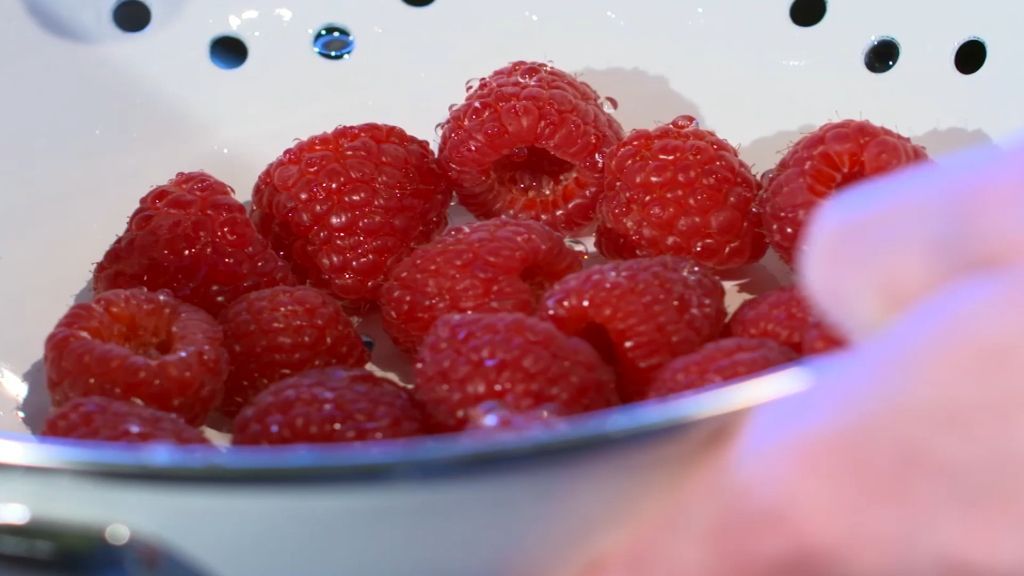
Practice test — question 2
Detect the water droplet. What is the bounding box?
[465,77,481,93]
[599,96,619,113]
[313,25,355,60]
[565,238,589,256]
[434,121,446,136]
[447,103,458,113]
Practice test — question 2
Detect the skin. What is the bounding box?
[567,140,1024,575]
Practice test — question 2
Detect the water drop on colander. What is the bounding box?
[313,26,355,60]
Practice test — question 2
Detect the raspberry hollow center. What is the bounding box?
[492,146,575,198]
[110,315,176,359]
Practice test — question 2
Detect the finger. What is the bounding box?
[798,138,1024,340]
[584,265,1024,576]
[735,265,1024,575]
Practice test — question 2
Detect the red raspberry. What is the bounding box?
[540,256,727,402]
[232,367,424,444]
[596,115,766,269]
[759,120,928,264]
[218,286,369,417]
[465,402,571,432]
[380,218,583,353]
[44,288,228,426]
[647,337,796,399]
[727,286,810,353]
[414,313,618,432]
[252,124,452,310]
[42,397,210,445]
[94,171,295,315]
[801,320,846,355]
[438,61,624,233]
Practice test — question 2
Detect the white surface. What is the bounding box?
[0,0,1020,573]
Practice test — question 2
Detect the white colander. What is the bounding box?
[0,1,1016,574]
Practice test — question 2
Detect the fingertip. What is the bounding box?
[798,137,1024,339]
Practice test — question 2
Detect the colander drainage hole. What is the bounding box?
[955,38,986,75]
[790,0,826,27]
[403,0,436,6]
[210,35,248,69]
[113,0,151,33]
[864,37,900,73]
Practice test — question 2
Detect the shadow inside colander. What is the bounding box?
[20,358,47,434]
[575,67,704,132]
[913,127,994,156]
[739,126,816,174]
[19,279,93,434]
[22,0,185,43]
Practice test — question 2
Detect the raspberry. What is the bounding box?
[44,288,228,426]
[540,256,727,401]
[759,120,928,264]
[42,397,209,445]
[647,337,796,399]
[414,313,617,432]
[727,287,810,353]
[727,286,848,356]
[232,367,424,444]
[218,286,369,417]
[252,124,452,310]
[802,320,846,355]
[438,61,624,233]
[380,218,583,353]
[94,171,295,315]
[596,115,766,269]
[465,401,570,432]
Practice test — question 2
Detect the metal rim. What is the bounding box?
[0,366,812,482]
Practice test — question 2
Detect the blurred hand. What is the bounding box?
[577,141,1024,575]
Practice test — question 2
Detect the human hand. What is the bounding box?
[577,140,1024,575]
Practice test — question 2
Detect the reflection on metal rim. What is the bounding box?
[0,366,814,481]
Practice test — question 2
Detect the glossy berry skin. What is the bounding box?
[464,401,571,432]
[380,218,583,354]
[759,120,928,265]
[414,313,618,432]
[42,397,210,445]
[540,256,727,402]
[232,367,424,445]
[44,288,228,426]
[727,286,847,356]
[218,286,370,417]
[596,115,766,269]
[252,124,452,310]
[94,171,295,315]
[438,61,624,233]
[801,320,846,355]
[727,287,811,353]
[647,337,797,399]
